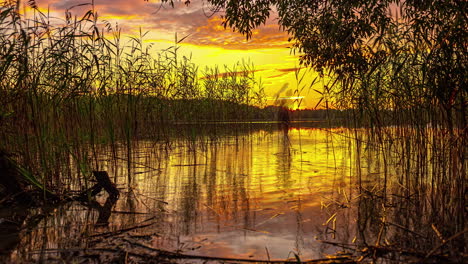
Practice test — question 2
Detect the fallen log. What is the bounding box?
[74,171,119,202]
[92,171,119,199]
[72,171,120,226]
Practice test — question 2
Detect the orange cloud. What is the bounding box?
[27,1,289,50]
[20,1,322,109]
[266,67,302,79]
[277,67,301,72]
[200,69,265,80]
[189,16,289,50]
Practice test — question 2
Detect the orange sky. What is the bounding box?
[27,0,325,109]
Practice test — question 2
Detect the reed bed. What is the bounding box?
[319,8,467,261]
[0,1,466,262]
[0,1,265,195]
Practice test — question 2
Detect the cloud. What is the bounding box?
[266,67,301,79]
[277,67,301,73]
[200,69,264,80]
[49,0,149,14]
[32,1,290,50]
[142,1,209,35]
[188,15,289,50]
[267,73,289,79]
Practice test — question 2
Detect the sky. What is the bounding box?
[27,0,324,109]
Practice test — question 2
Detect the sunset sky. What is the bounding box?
[25,0,324,109]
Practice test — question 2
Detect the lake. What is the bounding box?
[3,123,465,263]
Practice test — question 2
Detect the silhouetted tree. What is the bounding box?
[159,1,464,73]
[158,0,466,124]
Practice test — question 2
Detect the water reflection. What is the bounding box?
[3,125,463,262]
[105,127,354,260]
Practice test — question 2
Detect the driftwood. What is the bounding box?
[72,171,120,226]
[92,171,120,198]
[74,171,119,202]
[0,168,120,261]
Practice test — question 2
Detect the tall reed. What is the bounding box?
[0,1,265,196]
[315,5,467,259]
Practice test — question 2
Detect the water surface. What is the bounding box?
[8,126,390,262]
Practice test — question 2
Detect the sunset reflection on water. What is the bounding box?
[101,127,356,260]
[12,127,363,262]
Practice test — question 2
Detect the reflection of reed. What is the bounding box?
[341,126,466,262]
[0,206,28,263]
[276,128,292,191]
[174,136,255,235]
[10,127,463,261]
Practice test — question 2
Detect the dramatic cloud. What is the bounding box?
[23,1,320,108]
[142,1,210,36]
[33,0,289,49]
[187,16,289,50]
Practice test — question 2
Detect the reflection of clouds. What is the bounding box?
[177,199,331,260]
[180,228,315,259]
[279,96,304,100]
[12,129,357,261]
[219,233,299,258]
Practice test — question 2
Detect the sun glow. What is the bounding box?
[17,0,324,108]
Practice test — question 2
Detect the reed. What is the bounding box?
[0,1,465,261]
[315,6,467,260]
[0,2,265,197]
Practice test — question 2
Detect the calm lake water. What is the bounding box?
[7,123,458,262]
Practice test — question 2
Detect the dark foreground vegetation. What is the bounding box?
[1,0,467,263]
[192,1,466,262]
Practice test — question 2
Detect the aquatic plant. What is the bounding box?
[0,1,264,197]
